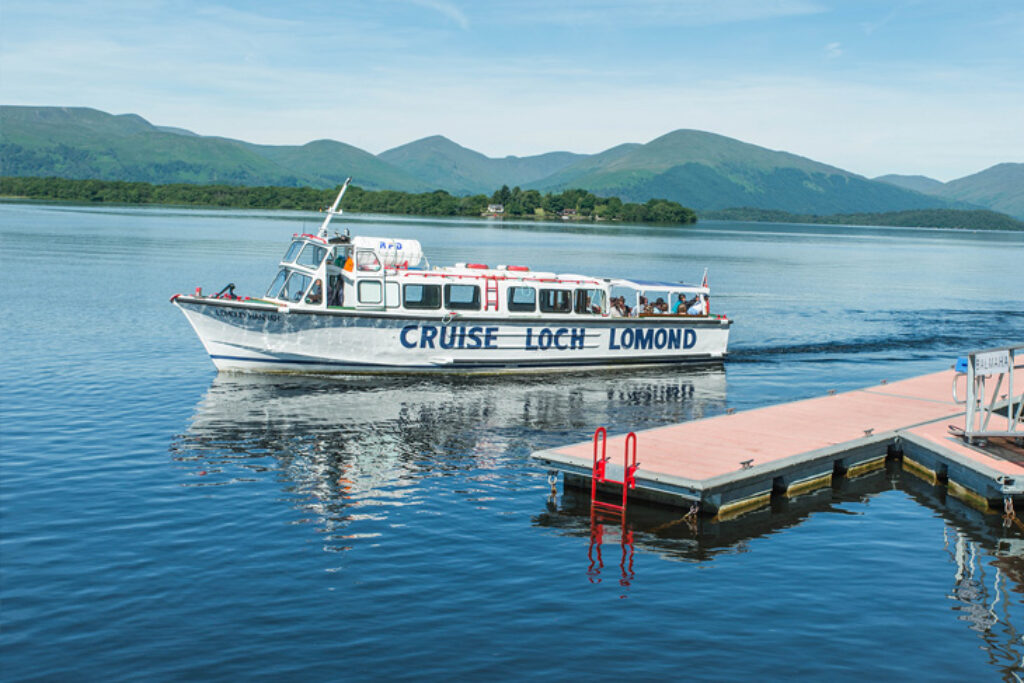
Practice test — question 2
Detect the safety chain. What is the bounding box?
[1003,496,1016,528]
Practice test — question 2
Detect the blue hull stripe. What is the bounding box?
[209,353,722,369]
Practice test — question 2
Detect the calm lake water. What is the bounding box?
[2,201,1024,680]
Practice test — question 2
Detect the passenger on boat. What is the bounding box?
[673,293,687,314]
[687,295,705,316]
[636,296,649,316]
[306,279,323,305]
[653,297,667,314]
[610,297,627,317]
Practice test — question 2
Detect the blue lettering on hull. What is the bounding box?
[400,324,692,352]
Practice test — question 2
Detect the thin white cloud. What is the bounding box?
[493,0,825,26]
[407,0,470,30]
[824,41,842,59]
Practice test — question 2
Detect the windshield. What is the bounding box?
[266,269,313,302]
[296,243,327,268]
[281,272,312,303]
[266,269,289,298]
[282,241,303,263]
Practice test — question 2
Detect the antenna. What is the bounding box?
[317,177,352,238]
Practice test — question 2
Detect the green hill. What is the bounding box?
[531,130,953,214]
[0,106,428,191]
[378,135,583,194]
[872,174,946,195]
[939,163,1024,219]
[874,165,1024,219]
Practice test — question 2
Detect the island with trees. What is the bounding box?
[0,177,697,225]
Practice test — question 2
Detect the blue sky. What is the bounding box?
[2,0,1021,180]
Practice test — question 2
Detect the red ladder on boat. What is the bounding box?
[484,277,499,311]
[590,427,639,516]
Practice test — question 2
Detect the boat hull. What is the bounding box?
[174,297,731,375]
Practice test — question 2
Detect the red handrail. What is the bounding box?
[590,427,638,516]
[591,427,607,504]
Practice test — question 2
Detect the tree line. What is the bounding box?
[702,207,1024,231]
[0,176,698,225]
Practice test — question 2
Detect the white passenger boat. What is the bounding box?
[172,180,732,374]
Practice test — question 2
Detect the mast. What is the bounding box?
[317,177,352,238]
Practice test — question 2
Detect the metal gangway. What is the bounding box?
[952,343,1024,445]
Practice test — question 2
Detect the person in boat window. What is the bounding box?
[652,297,667,314]
[306,279,323,305]
[637,295,649,315]
[687,294,705,316]
[609,297,626,318]
[673,293,687,314]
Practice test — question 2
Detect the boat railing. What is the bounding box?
[951,343,1024,444]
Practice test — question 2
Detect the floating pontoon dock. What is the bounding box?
[533,345,1024,520]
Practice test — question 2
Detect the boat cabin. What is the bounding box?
[261,232,710,319]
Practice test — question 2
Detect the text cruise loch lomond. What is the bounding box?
[171,180,732,374]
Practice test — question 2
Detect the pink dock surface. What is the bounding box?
[537,368,1023,491]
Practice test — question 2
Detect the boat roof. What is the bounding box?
[612,278,709,293]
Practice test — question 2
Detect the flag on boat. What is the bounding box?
[702,268,709,314]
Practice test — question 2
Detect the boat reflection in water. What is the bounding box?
[170,367,1022,674]
[170,366,728,551]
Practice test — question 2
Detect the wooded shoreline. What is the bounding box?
[2,176,1019,230]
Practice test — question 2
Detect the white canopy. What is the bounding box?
[351,236,425,268]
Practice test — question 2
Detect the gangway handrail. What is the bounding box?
[952,343,1024,443]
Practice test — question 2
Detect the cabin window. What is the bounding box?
[358,280,383,305]
[282,241,303,263]
[539,288,572,313]
[266,269,289,298]
[444,284,481,311]
[403,284,441,309]
[281,272,312,303]
[296,243,327,268]
[356,250,381,272]
[332,246,351,268]
[507,286,536,312]
[385,282,400,309]
[575,288,606,315]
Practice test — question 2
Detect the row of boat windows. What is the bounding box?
[267,268,607,314]
[366,283,607,313]
[422,284,604,313]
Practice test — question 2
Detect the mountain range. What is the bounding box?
[2,105,1021,217]
[874,164,1024,220]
